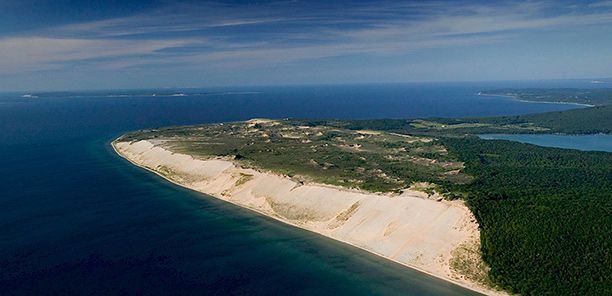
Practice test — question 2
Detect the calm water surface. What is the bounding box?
[0,82,601,295]
[478,134,612,152]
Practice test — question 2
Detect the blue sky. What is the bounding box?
[1,0,612,91]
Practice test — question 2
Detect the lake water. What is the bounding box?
[478,134,612,152]
[0,81,602,295]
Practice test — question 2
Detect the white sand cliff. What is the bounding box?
[113,139,500,295]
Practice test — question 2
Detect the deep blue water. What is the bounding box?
[478,134,612,152]
[0,81,602,295]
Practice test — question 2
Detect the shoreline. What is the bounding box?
[478,92,595,107]
[112,139,504,295]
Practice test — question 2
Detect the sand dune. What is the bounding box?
[113,139,501,295]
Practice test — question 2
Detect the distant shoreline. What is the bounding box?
[478,92,595,107]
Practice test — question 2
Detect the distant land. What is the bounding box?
[480,88,612,107]
[114,89,611,295]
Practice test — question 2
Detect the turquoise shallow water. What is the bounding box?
[0,81,602,295]
[478,134,612,152]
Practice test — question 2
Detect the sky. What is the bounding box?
[1,0,612,91]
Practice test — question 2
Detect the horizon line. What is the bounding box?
[2,77,611,94]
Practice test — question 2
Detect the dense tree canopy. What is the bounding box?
[443,138,612,295]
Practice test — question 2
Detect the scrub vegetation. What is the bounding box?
[121,88,612,295]
[123,119,471,194]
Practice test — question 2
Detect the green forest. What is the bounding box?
[304,87,612,135]
[315,90,612,294]
[445,105,612,134]
[481,88,612,106]
[442,138,612,295]
[125,88,612,295]
[300,104,612,135]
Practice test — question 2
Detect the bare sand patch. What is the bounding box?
[113,139,502,295]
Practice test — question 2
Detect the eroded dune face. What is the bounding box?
[114,140,491,294]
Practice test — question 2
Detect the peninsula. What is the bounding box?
[113,119,495,294]
[114,88,612,295]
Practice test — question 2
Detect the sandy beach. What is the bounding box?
[113,139,503,295]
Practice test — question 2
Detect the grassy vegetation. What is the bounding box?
[449,240,494,288]
[290,118,549,137]
[123,117,611,294]
[121,87,612,295]
[289,110,612,294]
[122,119,470,194]
[235,173,253,187]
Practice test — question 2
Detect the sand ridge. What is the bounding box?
[113,139,502,295]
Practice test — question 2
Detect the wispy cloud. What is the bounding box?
[589,0,612,8]
[1,0,612,76]
[0,37,191,73]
